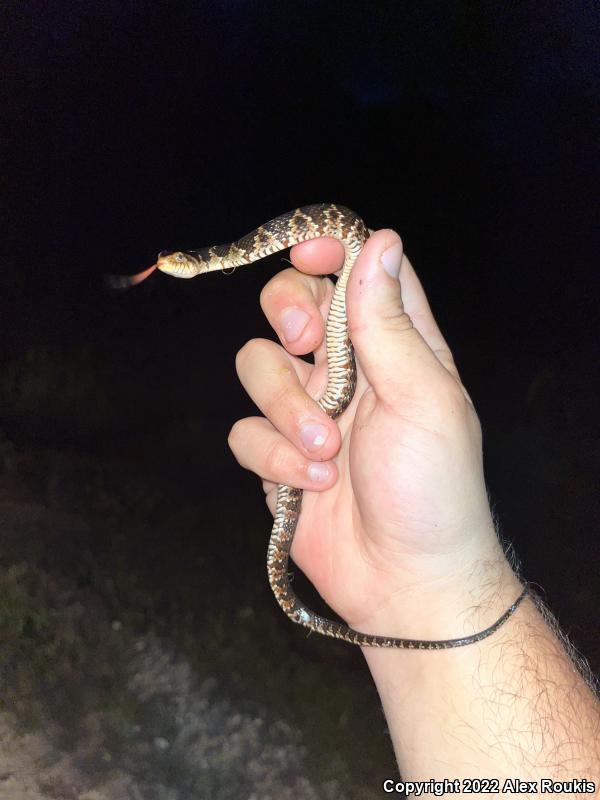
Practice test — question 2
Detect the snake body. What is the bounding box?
[132,203,526,648]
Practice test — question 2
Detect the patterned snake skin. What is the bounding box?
[126,203,526,648]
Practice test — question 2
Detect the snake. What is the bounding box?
[109,203,527,648]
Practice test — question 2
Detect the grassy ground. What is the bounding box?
[2,341,597,798]
[0,345,396,798]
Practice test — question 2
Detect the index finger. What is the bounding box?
[290,238,345,275]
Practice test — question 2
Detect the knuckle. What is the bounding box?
[259,270,294,304]
[227,419,246,453]
[259,282,275,311]
[235,338,269,373]
[263,382,293,421]
[235,341,251,372]
[264,438,287,478]
[227,419,241,443]
[380,306,413,332]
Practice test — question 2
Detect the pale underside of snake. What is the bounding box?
[109,203,526,648]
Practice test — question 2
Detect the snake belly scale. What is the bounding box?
[138,203,527,649]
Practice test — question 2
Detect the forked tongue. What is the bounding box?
[104,263,158,290]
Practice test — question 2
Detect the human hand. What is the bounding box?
[228,228,521,639]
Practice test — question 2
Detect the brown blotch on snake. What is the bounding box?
[107,203,527,648]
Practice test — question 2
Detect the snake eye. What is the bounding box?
[175,253,186,263]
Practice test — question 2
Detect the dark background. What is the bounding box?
[1,0,598,793]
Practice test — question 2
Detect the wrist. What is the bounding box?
[348,540,523,643]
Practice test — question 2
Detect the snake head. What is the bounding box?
[156,250,202,278]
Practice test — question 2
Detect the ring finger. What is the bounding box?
[228,416,338,492]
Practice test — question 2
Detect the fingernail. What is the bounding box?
[308,462,330,482]
[300,422,329,452]
[281,307,311,342]
[381,242,402,280]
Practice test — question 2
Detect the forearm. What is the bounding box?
[363,564,600,788]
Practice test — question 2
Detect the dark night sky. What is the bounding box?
[2,2,599,660]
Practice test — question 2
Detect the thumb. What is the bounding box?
[347,229,442,403]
